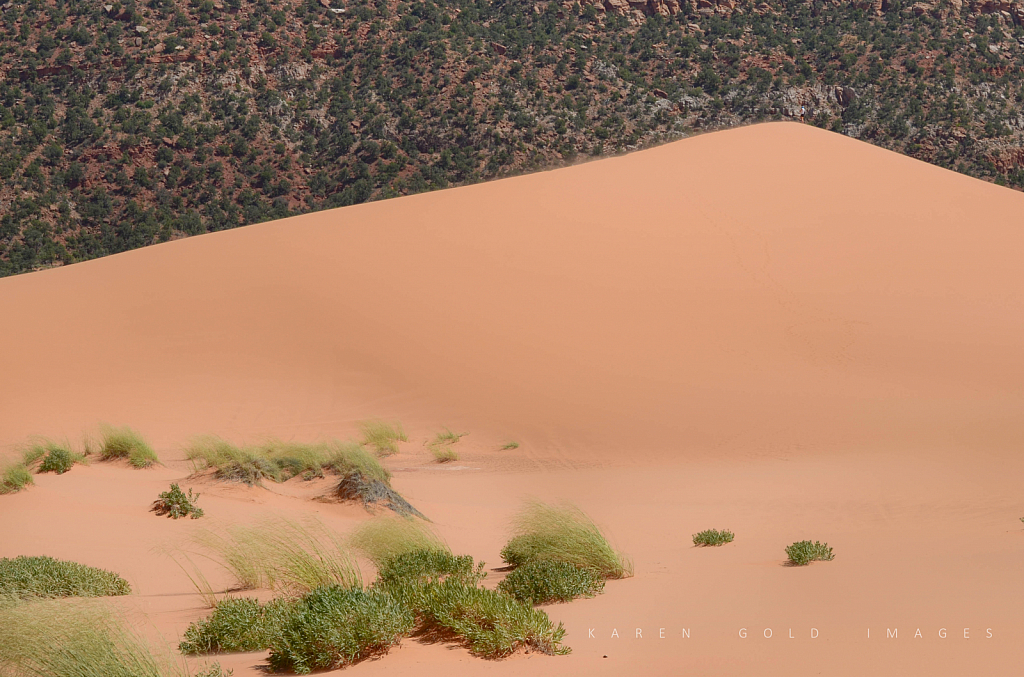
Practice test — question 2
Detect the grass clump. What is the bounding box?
[0,462,33,494]
[25,439,85,475]
[431,445,459,463]
[692,529,735,547]
[785,540,835,566]
[376,550,484,587]
[99,425,158,468]
[360,419,408,456]
[427,427,464,462]
[497,560,604,605]
[267,586,414,674]
[0,555,131,599]
[191,518,361,594]
[0,601,175,677]
[500,501,632,579]
[349,517,448,567]
[153,483,204,519]
[500,441,519,450]
[180,596,294,655]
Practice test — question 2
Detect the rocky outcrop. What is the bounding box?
[582,0,681,22]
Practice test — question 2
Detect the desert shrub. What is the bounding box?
[349,517,448,567]
[185,437,390,486]
[99,425,158,468]
[692,529,734,547]
[500,441,520,450]
[0,462,33,494]
[431,445,459,462]
[0,555,131,599]
[0,601,172,677]
[267,586,414,674]
[192,518,361,593]
[431,428,465,445]
[153,483,204,519]
[179,596,294,654]
[359,419,408,456]
[785,540,835,566]
[376,550,483,587]
[38,446,81,474]
[500,501,631,579]
[497,560,604,605]
[391,576,569,658]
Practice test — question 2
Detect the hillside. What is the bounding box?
[3,0,1024,275]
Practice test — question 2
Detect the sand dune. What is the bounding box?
[1,122,1022,675]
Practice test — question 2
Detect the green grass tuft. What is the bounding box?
[500,441,520,450]
[0,601,177,677]
[497,560,604,605]
[349,517,448,567]
[431,428,465,446]
[360,420,408,457]
[785,540,835,566]
[430,445,459,463]
[179,596,294,655]
[153,483,204,519]
[0,555,131,599]
[0,462,33,494]
[99,425,158,468]
[692,529,735,547]
[500,501,632,579]
[267,586,414,674]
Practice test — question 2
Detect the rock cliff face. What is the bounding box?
[583,0,682,23]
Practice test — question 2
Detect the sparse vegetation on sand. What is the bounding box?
[185,437,390,486]
[692,529,735,547]
[785,540,835,566]
[0,462,33,494]
[500,501,632,579]
[376,550,484,587]
[360,420,408,457]
[500,441,520,451]
[26,439,85,475]
[268,586,414,674]
[153,484,204,519]
[427,427,464,463]
[99,425,158,468]
[497,560,604,605]
[349,518,448,568]
[191,518,361,594]
[0,555,131,599]
[180,596,295,655]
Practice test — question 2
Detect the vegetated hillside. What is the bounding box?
[2,0,1023,276]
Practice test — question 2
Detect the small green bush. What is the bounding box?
[0,463,33,494]
[179,597,293,654]
[392,577,569,658]
[39,446,82,474]
[497,560,604,605]
[500,501,631,579]
[267,586,414,674]
[376,550,483,587]
[99,426,158,468]
[785,540,835,566]
[692,529,735,547]
[359,420,408,456]
[500,441,520,450]
[431,445,459,462]
[153,483,204,519]
[0,555,131,599]
[431,428,465,445]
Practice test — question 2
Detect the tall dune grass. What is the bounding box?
[501,501,632,579]
[348,517,448,567]
[0,461,33,494]
[99,425,158,468]
[0,600,175,677]
[185,436,390,486]
[190,517,361,594]
[0,555,131,599]
[359,420,408,456]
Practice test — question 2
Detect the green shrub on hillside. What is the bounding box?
[153,483,204,519]
[692,529,735,547]
[0,463,33,494]
[267,586,414,674]
[376,549,483,587]
[179,597,294,655]
[785,540,835,566]
[359,420,408,457]
[497,560,604,605]
[0,555,131,599]
[38,446,83,474]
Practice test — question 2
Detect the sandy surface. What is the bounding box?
[1,122,1022,674]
